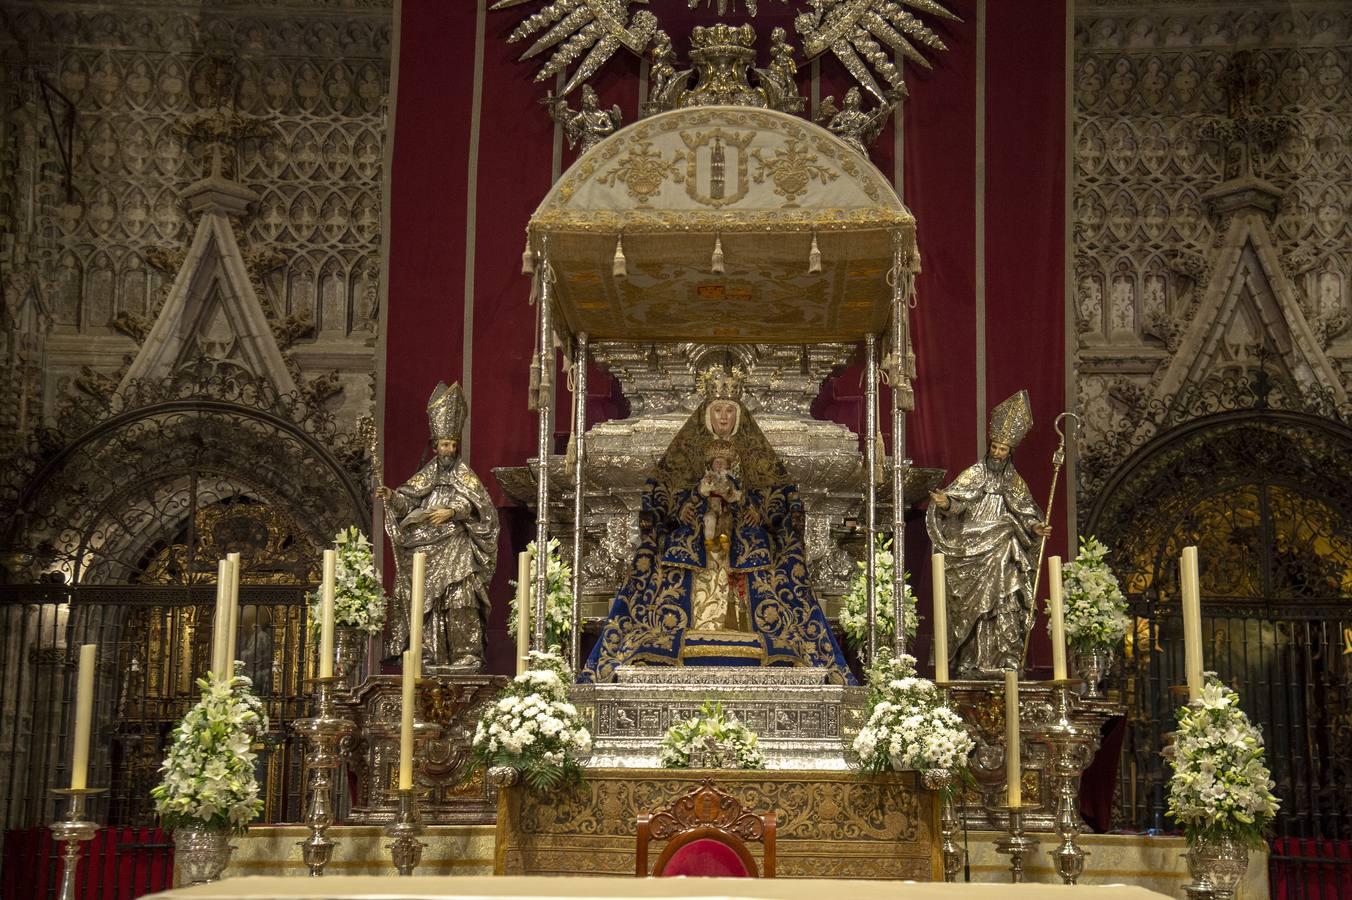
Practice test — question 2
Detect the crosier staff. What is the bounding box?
[1022,412,1081,666]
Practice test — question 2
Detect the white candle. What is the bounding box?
[931,553,949,683]
[1181,545,1203,701]
[1048,555,1067,681]
[211,559,230,676]
[319,549,336,679]
[516,550,532,676]
[225,552,241,672]
[70,643,96,790]
[410,551,426,676]
[1005,669,1021,808]
[399,650,415,791]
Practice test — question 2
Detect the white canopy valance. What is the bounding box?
[527,106,918,344]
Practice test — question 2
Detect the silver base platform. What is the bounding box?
[571,666,864,770]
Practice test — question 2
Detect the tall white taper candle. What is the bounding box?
[319,549,336,678]
[1005,668,1021,808]
[70,643,96,790]
[211,558,230,676]
[410,551,426,677]
[1048,555,1067,681]
[399,650,415,791]
[225,551,241,672]
[1181,545,1203,701]
[931,553,949,683]
[516,550,531,676]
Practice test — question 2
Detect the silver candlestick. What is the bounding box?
[294,676,355,876]
[922,768,965,882]
[992,805,1039,883]
[385,788,425,875]
[1043,679,1098,884]
[51,788,105,900]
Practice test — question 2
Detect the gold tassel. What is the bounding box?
[905,343,917,380]
[874,429,887,483]
[528,353,540,411]
[564,432,577,473]
[612,234,627,279]
[527,271,539,305]
[521,235,535,275]
[899,379,916,411]
[711,234,724,274]
[808,233,822,274]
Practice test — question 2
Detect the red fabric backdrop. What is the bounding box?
[383,0,1068,677]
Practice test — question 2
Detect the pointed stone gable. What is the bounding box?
[1150,206,1347,407]
[119,204,297,395]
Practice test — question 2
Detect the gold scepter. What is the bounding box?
[1022,412,1081,666]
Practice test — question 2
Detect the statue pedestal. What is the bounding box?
[944,680,1121,832]
[575,667,863,770]
[346,674,508,825]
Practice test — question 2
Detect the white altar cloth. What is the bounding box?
[149,875,1171,899]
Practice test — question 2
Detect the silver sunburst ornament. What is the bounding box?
[490,0,958,103]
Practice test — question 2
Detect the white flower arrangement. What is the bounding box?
[471,648,591,791]
[507,539,573,651]
[840,535,918,650]
[1057,535,1130,653]
[659,700,766,770]
[853,651,974,784]
[1164,678,1280,847]
[308,526,387,636]
[151,670,268,833]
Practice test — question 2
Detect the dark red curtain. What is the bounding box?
[384,1,1069,676]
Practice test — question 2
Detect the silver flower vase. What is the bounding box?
[1074,647,1112,699]
[173,826,234,885]
[333,626,368,692]
[1186,834,1249,900]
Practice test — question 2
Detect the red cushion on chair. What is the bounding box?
[661,838,752,877]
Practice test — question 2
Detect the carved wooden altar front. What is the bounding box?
[496,768,940,880]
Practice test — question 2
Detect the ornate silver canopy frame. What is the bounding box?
[518,104,923,670]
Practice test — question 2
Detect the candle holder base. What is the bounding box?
[991,805,1039,884]
[921,769,966,883]
[51,788,106,900]
[295,676,355,877]
[1041,681,1096,885]
[385,789,425,876]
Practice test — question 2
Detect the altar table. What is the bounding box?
[148,875,1173,899]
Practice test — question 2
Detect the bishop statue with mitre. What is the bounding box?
[379,382,499,672]
[926,390,1051,678]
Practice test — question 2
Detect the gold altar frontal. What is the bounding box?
[494,768,939,880]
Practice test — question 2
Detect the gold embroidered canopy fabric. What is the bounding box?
[529,106,918,344]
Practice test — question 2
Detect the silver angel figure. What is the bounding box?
[379,382,499,672]
[926,391,1051,678]
[817,87,898,155]
[546,85,621,153]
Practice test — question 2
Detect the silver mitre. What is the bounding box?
[427,381,469,442]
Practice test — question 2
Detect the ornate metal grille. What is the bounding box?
[1086,409,1352,895]
[1,384,371,836]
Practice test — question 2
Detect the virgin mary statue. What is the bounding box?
[581,370,855,685]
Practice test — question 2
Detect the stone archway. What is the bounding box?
[1084,409,1352,839]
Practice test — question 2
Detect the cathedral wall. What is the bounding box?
[0,0,392,438]
[1072,1,1352,507]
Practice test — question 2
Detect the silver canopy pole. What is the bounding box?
[570,332,589,671]
[533,238,554,653]
[864,332,878,665]
[891,234,910,656]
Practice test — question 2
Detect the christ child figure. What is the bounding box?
[699,440,743,554]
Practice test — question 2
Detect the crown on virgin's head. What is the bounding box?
[697,366,746,403]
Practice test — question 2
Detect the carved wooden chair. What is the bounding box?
[636,780,776,878]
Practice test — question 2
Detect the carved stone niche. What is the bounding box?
[493,343,944,619]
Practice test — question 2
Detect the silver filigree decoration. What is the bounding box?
[493,0,957,108]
